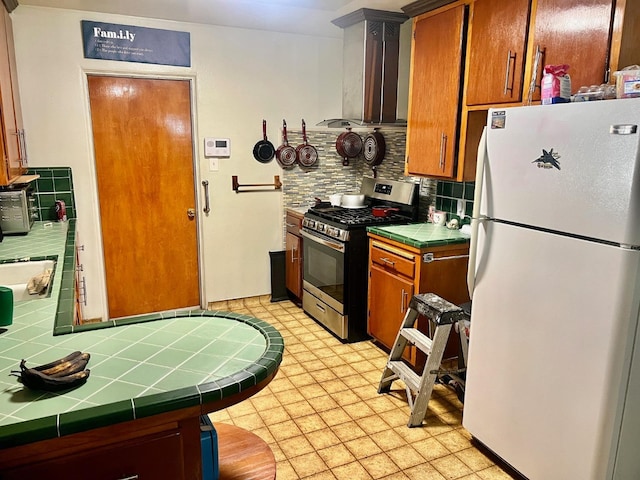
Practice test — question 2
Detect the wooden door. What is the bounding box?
[528,0,614,101]
[88,76,199,319]
[406,5,466,178]
[466,0,531,105]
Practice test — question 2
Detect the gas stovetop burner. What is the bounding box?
[308,206,407,226]
[303,177,420,240]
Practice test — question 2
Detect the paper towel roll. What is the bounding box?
[0,286,13,327]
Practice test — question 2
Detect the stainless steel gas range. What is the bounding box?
[301,177,419,342]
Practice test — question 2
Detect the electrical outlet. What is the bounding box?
[457,199,466,217]
[209,158,219,172]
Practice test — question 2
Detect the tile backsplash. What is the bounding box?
[282,127,436,222]
[26,167,76,221]
[281,127,476,228]
[435,180,475,225]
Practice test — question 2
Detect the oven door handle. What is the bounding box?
[300,229,345,253]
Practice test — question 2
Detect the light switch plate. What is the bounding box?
[457,199,466,217]
[209,158,219,172]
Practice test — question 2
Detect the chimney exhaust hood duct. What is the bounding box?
[318,9,409,128]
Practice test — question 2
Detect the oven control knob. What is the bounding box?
[326,227,335,237]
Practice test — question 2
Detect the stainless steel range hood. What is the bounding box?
[318,9,409,128]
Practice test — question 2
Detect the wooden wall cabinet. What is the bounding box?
[465,0,531,106]
[0,8,25,186]
[524,0,614,104]
[405,4,467,180]
[367,234,470,368]
[405,0,639,182]
[285,209,303,305]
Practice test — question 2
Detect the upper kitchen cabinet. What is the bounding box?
[403,0,639,181]
[405,4,467,180]
[525,0,614,103]
[0,8,26,186]
[465,0,531,105]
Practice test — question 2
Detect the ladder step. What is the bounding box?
[387,360,421,392]
[400,327,433,354]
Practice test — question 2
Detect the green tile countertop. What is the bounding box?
[0,222,284,449]
[367,222,470,249]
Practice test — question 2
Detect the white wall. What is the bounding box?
[11,6,343,319]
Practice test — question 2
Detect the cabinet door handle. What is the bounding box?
[285,222,296,228]
[119,476,139,480]
[503,50,515,95]
[21,130,27,165]
[291,247,298,263]
[202,180,210,214]
[439,133,447,170]
[13,130,27,166]
[380,257,395,267]
[527,45,545,104]
[400,289,407,314]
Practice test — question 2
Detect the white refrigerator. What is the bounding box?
[464,98,640,480]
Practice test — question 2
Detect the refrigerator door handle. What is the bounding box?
[467,126,487,300]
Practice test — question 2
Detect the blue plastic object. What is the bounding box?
[200,415,219,480]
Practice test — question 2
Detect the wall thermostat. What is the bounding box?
[204,138,230,157]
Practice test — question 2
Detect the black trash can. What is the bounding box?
[269,250,288,302]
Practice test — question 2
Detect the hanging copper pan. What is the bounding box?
[276,119,297,168]
[335,128,363,166]
[296,119,318,168]
[363,129,386,177]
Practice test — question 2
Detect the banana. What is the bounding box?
[15,360,91,392]
[40,352,90,377]
[32,351,82,372]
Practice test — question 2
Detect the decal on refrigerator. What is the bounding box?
[491,111,506,129]
[532,149,561,170]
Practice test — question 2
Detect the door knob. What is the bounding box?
[187,208,196,219]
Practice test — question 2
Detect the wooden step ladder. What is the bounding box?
[378,293,470,427]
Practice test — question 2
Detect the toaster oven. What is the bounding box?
[0,184,37,234]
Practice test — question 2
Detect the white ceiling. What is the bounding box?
[17,0,412,37]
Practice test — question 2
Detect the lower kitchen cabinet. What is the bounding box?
[367,234,470,369]
[369,264,415,364]
[285,209,303,304]
[0,414,201,480]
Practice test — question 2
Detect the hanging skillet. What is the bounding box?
[296,119,318,168]
[276,119,297,168]
[253,119,275,163]
[363,128,386,177]
[335,128,363,166]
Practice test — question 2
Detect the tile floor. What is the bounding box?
[208,296,517,480]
